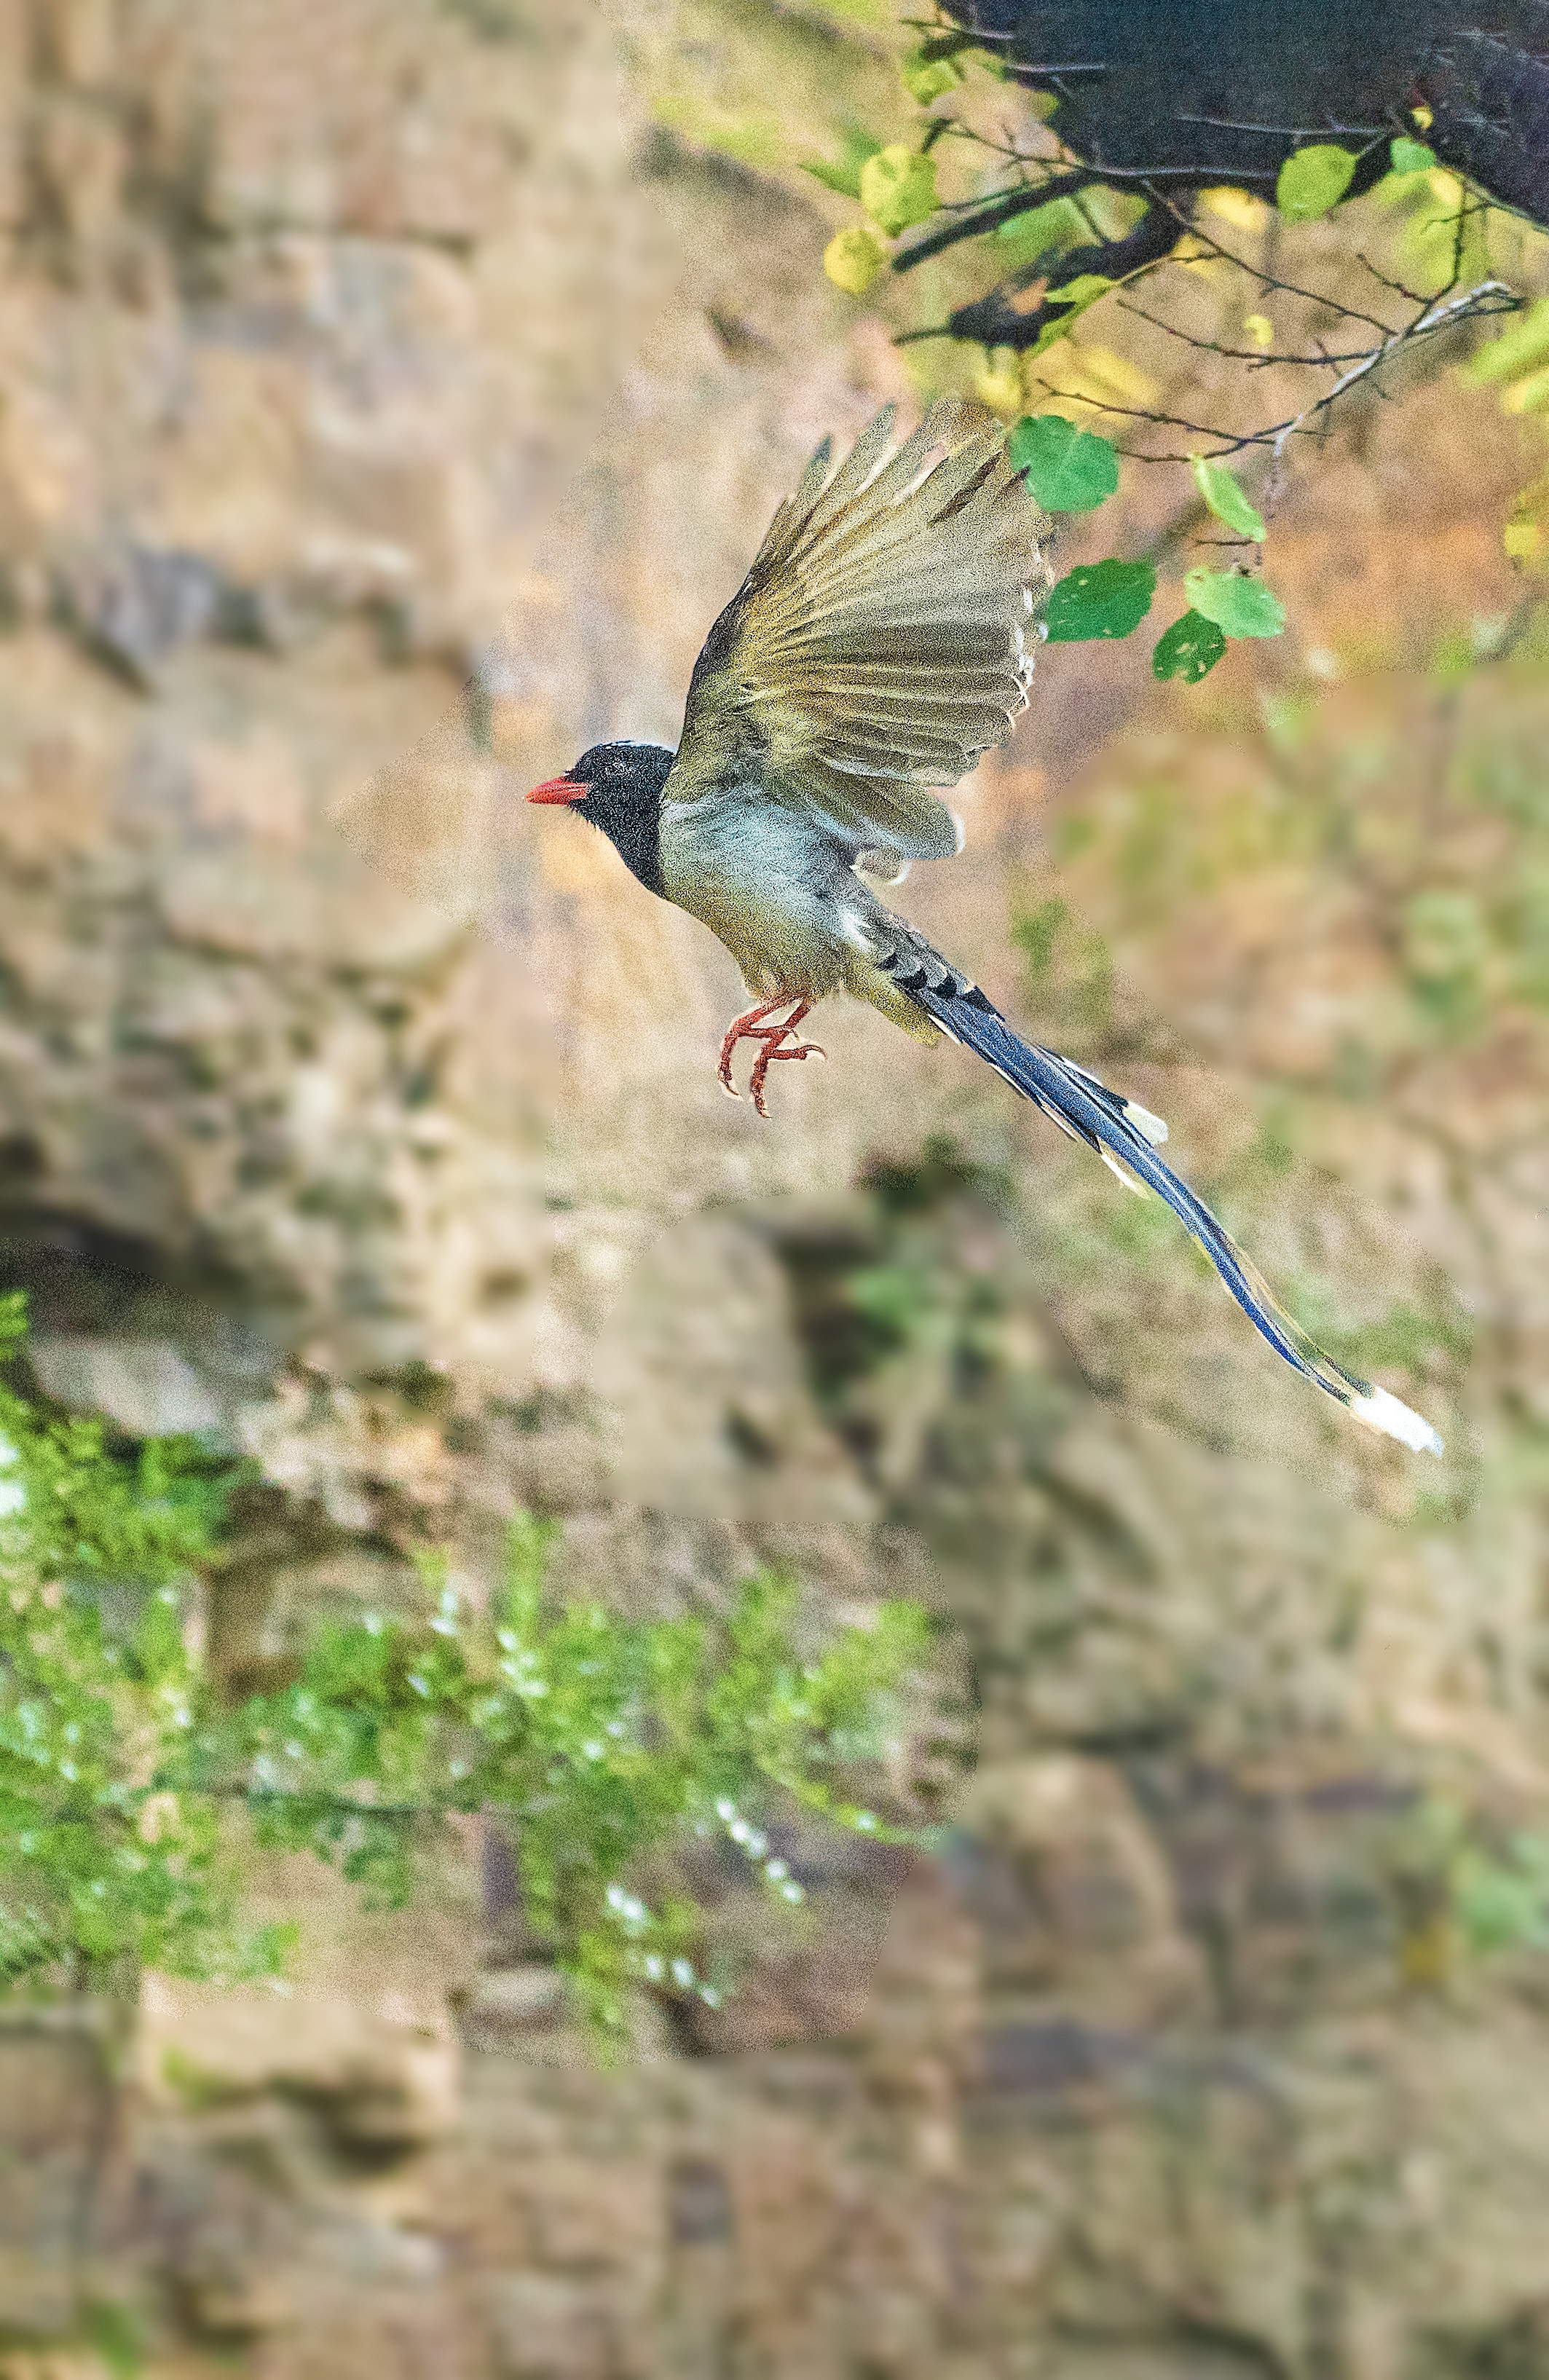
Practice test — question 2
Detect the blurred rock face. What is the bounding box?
[5,4,1549,2379]
[0,0,677,1380]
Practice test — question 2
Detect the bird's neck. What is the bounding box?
[584,742,675,897]
[605,797,666,898]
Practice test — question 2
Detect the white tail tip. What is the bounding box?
[1122,1099,1170,1146]
[1349,1383,1444,1457]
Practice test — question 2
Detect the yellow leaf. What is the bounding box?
[1504,521,1542,561]
[1242,313,1274,349]
[1039,340,1156,414]
[824,226,885,296]
[858,144,937,237]
[1502,363,1549,415]
[1201,187,1269,235]
[973,348,1024,416]
[1411,103,1433,131]
[1427,170,1464,206]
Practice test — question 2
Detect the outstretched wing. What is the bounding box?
[669,403,1053,861]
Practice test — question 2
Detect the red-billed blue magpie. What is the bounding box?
[529,402,1442,1456]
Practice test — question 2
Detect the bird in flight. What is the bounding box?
[528,401,1442,1457]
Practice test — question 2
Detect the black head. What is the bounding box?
[527,741,674,896]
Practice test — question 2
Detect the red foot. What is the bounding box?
[717,998,826,1119]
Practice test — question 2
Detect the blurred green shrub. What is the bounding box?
[0,1294,932,2037]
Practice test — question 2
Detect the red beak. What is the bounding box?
[528,775,585,805]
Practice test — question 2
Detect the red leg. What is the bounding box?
[717,998,826,1118]
[718,998,789,1096]
[746,1000,823,1117]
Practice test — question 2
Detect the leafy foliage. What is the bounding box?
[0,1296,934,2036]
[784,3,1533,637]
[1152,609,1228,684]
[1009,414,1119,513]
[1190,454,1266,542]
[0,1291,283,1993]
[996,403,1283,673]
[237,1520,934,2034]
[1183,567,1287,639]
[1045,558,1157,642]
[1276,143,1359,223]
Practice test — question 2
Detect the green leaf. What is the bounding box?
[902,51,963,104]
[1044,273,1116,308]
[0,1255,943,2050]
[859,145,938,237]
[1190,454,1265,540]
[1463,299,1549,387]
[1182,567,1286,638]
[1390,136,1437,175]
[995,195,1088,256]
[1152,609,1227,683]
[84,2299,143,2380]
[1007,414,1119,513]
[1276,144,1357,222]
[1044,559,1156,642]
[804,157,864,197]
[800,122,883,201]
[824,226,886,296]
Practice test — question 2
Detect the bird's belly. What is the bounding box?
[659,795,861,1001]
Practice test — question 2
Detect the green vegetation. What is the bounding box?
[243,1524,931,2033]
[1044,556,1158,644]
[1392,1797,1549,1985]
[1009,413,1121,513]
[0,1295,934,2036]
[642,6,1544,661]
[1275,143,1360,223]
[0,1291,267,1995]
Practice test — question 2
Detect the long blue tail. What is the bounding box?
[908,982,1443,1455]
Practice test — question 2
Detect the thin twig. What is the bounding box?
[1114,298,1426,369]
[1143,186,1399,334]
[1036,277,1516,466]
[1264,277,1517,471]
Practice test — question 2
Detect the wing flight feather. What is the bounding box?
[669,402,1054,859]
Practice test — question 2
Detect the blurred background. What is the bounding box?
[2,1,1549,2373]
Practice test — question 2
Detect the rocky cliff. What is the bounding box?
[3,4,1549,2376]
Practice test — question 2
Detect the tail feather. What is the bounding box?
[910,984,1443,1457]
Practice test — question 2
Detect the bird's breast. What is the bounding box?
[658,787,868,1000]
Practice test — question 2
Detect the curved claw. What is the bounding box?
[718,996,787,1095]
[717,998,820,1117]
[748,1033,824,1118]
